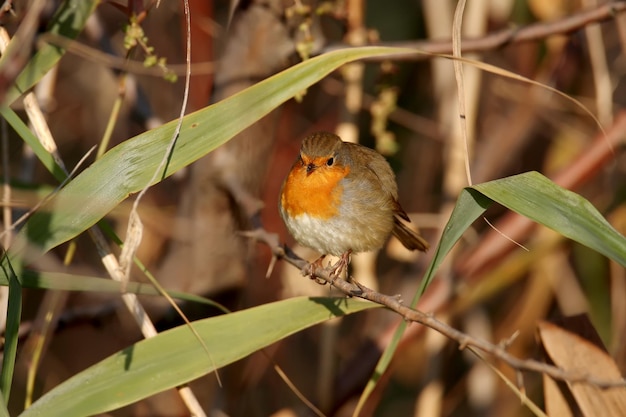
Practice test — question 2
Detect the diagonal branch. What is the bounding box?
[323,1,626,59]
[245,228,626,390]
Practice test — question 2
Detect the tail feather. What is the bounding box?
[392,215,429,252]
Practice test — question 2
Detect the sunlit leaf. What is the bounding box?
[21,297,378,417]
[355,171,626,416]
[8,46,412,263]
[473,171,626,267]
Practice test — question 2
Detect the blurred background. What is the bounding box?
[1,0,626,416]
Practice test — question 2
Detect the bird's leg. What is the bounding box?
[306,255,328,284]
[310,255,327,272]
[330,252,365,296]
[306,252,352,284]
[328,251,352,279]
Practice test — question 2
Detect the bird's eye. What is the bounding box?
[326,157,334,166]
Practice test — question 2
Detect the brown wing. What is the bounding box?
[392,214,429,252]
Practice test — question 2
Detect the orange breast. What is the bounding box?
[281,162,350,220]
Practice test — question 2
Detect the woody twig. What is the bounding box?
[244,228,626,390]
[324,1,626,59]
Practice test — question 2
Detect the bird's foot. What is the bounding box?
[304,255,327,284]
[304,252,352,285]
[328,251,352,280]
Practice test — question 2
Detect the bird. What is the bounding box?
[279,131,429,277]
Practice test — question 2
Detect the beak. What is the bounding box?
[306,163,316,175]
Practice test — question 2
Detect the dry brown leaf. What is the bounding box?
[539,319,626,417]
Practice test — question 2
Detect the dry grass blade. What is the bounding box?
[582,0,613,127]
[117,1,217,413]
[422,52,608,143]
[451,0,472,186]
[467,347,548,417]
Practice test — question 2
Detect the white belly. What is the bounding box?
[280,210,393,256]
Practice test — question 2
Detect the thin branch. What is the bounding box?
[323,1,626,59]
[245,228,626,390]
[37,33,215,77]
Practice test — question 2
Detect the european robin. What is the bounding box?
[279,132,429,275]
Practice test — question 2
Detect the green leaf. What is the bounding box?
[2,45,408,416]
[472,171,626,266]
[355,171,626,415]
[417,188,493,294]
[354,187,491,415]
[1,107,66,182]
[2,0,98,106]
[3,269,225,309]
[22,297,379,417]
[0,393,9,417]
[8,46,413,262]
[0,252,22,404]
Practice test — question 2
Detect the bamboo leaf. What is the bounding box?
[0,252,22,404]
[355,171,626,415]
[21,297,378,417]
[8,47,412,263]
[0,269,224,308]
[472,171,626,266]
[2,0,98,106]
[0,107,66,181]
[0,392,9,417]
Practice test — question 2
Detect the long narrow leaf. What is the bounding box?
[0,107,66,181]
[0,1,93,405]
[355,171,626,415]
[0,252,22,403]
[473,171,626,266]
[353,187,491,415]
[0,392,9,417]
[21,297,378,417]
[9,46,412,261]
[0,269,225,308]
[1,0,98,106]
